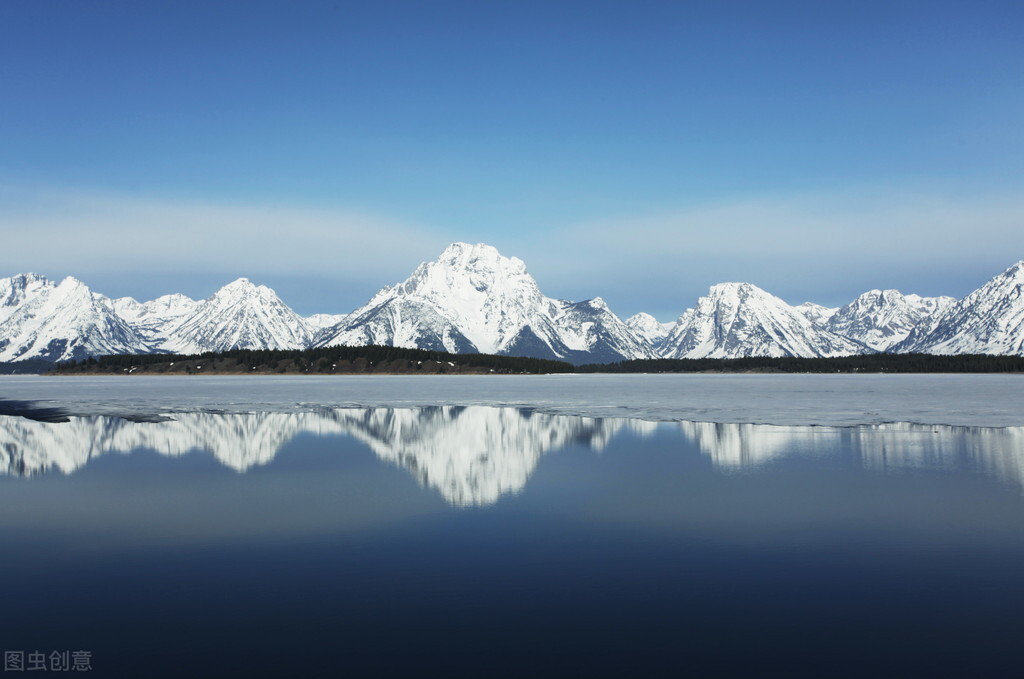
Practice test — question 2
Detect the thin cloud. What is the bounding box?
[556,190,1024,262]
[0,185,446,283]
[523,189,1024,316]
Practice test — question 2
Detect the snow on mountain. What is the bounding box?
[305,313,349,332]
[113,293,199,340]
[0,276,150,362]
[897,261,1024,355]
[661,282,869,359]
[0,273,53,325]
[3,253,1022,362]
[825,289,957,352]
[316,243,653,363]
[625,312,674,348]
[547,297,657,363]
[159,278,312,354]
[317,242,557,355]
[794,302,838,327]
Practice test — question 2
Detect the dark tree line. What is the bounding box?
[575,353,1024,373]
[34,349,1024,376]
[55,345,574,375]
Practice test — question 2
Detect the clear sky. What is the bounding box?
[2,0,1022,319]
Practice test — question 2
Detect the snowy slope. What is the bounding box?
[316,243,653,363]
[661,282,869,358]
[625,312,674,348]
[0,273,53,325]
[0,276,151,362]
[898,261,1024,355]
[794,302,838,327]
[305,313,349,332]
[318,243,557,354]
[826,290,956,352]
[114,293,199,340]
[547,297,657,362]
[160,278,312,354]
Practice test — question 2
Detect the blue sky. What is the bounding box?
[2,0,1022,318]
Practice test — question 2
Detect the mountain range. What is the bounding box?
[1,243,1022,363]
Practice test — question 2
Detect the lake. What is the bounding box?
[1,375,1023,677]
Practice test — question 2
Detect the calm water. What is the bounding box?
[2,406,1024,677]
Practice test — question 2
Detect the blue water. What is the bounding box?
[1,407,1023,678]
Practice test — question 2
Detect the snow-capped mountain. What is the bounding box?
[661,282,868,359]
[897,261,1024,355]
[113,293,199,340]
[794,302,838,327]
[0,273,53,325]
[316,243,654,363]
[625,312,674,349]
[0,274,150,362]
[305,313,349,332]
[824,289,956,352]
[2,249,1023,363]
[546,297,657,363]
[160,278,313,354]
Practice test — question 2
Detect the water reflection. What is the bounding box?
[2,408,1023,504]
[0,407,655,505]
[684,420,1024,487]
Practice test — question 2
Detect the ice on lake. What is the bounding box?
[1,373,1022,426]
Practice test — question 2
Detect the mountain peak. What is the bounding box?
[708,281,763,295]
[162,277,309,354]
[437,242,526,274]
[57,275,88,289]
[211,277,275,300]
[9,272,50,285]
[663,280,865,359]
[999,260,1024,279]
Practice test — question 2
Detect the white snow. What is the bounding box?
[315,243,655,362]
[903,261,1024,355]
[305,313,350,331]
[825,289,956,352]
[625,312,673,346]
[160,278,313,353]
[660,282,866,358]
[0,275,150,362]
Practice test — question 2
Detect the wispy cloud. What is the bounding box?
[0,185,446,284]
[2,184,1021,319]
[528,188,1024,316]
[557,189,1024,262]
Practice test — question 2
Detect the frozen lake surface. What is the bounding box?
[1,373,1023,426]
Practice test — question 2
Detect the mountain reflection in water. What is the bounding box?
[2,407,1023,504]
